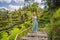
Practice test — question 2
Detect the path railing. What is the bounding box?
[15,27,32,40]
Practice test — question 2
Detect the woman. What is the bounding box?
[32,12,38,32]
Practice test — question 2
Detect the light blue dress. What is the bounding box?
[32,16,38,32]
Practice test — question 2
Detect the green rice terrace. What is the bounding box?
[0,0,60,40]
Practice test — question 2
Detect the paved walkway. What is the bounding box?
[21,32,48,40]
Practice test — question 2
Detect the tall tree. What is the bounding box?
[46,0,60,9]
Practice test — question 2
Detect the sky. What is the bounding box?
[0,0,46,11]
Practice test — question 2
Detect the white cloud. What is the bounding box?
[0,5,23,12]
[0,0,11,3]
[41,6,45,9]
[14,0,24,3]
[35,0,42,3]
[35,0,46,3]
[8,4,23,11]
[4,0,11,3]
[39,5,45,9]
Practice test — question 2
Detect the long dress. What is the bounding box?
[32,16,38,32]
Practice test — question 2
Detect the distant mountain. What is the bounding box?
[0,7,8,12]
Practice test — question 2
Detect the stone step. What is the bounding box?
[26,32,47,37]
[28,32,47,35]
[21,32,48,40]
[21,37,48,40]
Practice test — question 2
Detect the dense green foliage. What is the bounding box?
[0,31,8,40]
[51,8,60,40]
[41,8,60,40]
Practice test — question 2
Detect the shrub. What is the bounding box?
[9,27,20,40]
[0,31,8,40]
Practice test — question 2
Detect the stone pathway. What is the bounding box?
[21,32,48,40]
